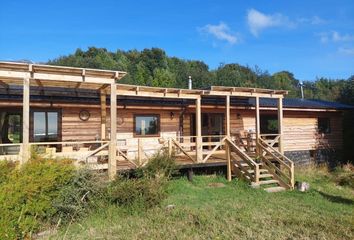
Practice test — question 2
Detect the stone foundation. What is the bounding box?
[285,149,342,167]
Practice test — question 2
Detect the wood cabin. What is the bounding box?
[0,62,352,192]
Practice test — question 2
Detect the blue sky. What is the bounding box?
[0,0,353,81]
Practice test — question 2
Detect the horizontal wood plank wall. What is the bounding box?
[62,108,101,141]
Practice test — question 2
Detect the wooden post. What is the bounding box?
[225,95,232,181]
[22,78,30,164]
[108,84,117,180]
[277,97,284,154]
[255,96,260,155]
[226,143,232,181]
[168,138,172,157]
[225,95,230,137]
[138,138,142,165]
[195,97,202,162]
[100,90,107,140]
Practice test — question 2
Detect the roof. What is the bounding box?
[256,98,354,110]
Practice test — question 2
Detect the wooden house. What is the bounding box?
[0,62,352,192]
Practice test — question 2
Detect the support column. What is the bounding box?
[225,95,230,137]
[108,84,117,180]
[277,97,284,154]
[225,95,232,181]
[255,96,260,154]
[100,90,107,140]
[195,97,202,162]
[22,78,30,164]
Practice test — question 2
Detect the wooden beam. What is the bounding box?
[108,83,117,180]
[100,90,107,140]
[22,78,30,164]
[225,95,230,137]
[255,96,260,155]
[277,97,284,154]
[195,97,202,162]
[226,142,232,181]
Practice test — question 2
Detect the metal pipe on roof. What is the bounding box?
[188,76,192,90]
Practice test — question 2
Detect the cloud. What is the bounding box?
[247,9,295,36]
[200,22,238,44]
[297,16,326,25]
[320,31,354,43]
[338,47,354,56]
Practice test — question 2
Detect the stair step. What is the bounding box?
[264,186,286,193]
[259,174,274,178]
[259,179,279,185]
[248,169,268,173]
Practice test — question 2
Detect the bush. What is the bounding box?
[52,169,108,224]
[0,158,75,239]
[333,163,354,189]
[107,176,167,209]
[138,152,177,179]
[0,160,16,184]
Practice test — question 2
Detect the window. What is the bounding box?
[318,117,330,134]
[134,115,160,137]
[260,115,278,134]
[0,112,21,144]
[32,110,60,142]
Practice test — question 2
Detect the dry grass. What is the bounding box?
[49,166,354,240]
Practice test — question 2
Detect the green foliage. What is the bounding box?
[0,160,16,184]
[52,169,108,224]
[47,47,353,105]
[139,152,178,179]
[0,159,75,239]
[107,176,166,209]
[54,169,354,240]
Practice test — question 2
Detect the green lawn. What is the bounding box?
[50,167,354,240]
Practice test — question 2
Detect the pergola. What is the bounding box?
[0,61,287,179]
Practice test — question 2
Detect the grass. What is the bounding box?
[49,166,354,240]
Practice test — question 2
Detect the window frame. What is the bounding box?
[30,109,62,142]
[318,117,331,134]
[133,114,160,138]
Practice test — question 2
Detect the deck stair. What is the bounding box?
[224,136,294,192]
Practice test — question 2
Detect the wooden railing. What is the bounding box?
[260,134,280,149]
[257,138,294,189]
[225,136,260,184]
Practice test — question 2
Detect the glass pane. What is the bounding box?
[135,116,158,136]
[47,112,58,141]
[33,112,46,142]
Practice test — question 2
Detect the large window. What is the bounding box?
[134,115,160,137]
[32,110,60,142]
[318,117,331,134]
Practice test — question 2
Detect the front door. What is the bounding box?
[190,113,224,149]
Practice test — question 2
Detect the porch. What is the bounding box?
[0,61,294,190]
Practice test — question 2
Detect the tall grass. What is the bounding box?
[51,164,354,240]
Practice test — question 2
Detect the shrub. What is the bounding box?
[0,158,75,239]
[138,152,177,179]
[0,160,16,184]
[333,163,354,189]
[52,169,108,224]
[107,176,167,209]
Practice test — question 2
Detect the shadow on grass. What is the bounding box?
[316,190,354,205]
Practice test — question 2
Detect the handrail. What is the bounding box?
[258,138,293,166]
[257,138,294,189]
[225,136,260,184]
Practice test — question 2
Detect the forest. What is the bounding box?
[48,47,354,105]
